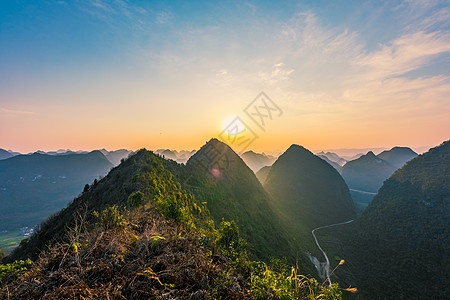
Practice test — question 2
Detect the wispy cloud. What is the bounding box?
[156,11,172,24]
[357,31,450,79]
[1,108,36,116]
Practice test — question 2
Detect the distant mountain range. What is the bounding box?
[99,149,134,166]
[154,149,196,164]
[240,150,277,173]
[341,147,418,202]
[0,151,113,232]
[0,149,14,160]
[316,151,348,167]
[0,148,132,166]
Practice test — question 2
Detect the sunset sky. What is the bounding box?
[1,0,449,153]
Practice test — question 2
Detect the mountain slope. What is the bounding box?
[264,145,355,231]
[186,139,312,266]
[341,151,395,193]
[0,151,113,231]
[377,146,418,169]
[344,140,450,299]
[255,165,271,184]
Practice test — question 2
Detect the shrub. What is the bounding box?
[93,205,128,230]
[127,191,145,208]
[249,265,293,300]
[156,192,190,223]
[216,219,246,257]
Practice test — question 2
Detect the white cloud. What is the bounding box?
[357,31,450,79]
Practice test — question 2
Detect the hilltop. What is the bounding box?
[377,146,417,169]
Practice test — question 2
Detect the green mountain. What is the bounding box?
[264,144,355,231]
[344,140,450,299]
[0,151,113,232]
[255,165,271,184]
[186,139,311,266]
[240,150,276,173]
[377,146,418,169]
[2,148,343,299]
[341,151,395,193]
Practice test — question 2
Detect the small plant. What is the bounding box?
[70,242,83,252]
[93,205,128,230]
[302,277,342,300]
[0,248,4,261]
[0,259,32,284]
[150,235,165,248]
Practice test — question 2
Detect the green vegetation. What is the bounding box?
[93,205,129,230]
[342,140,450,299]
[0,259,32,284]
[127,190,144,208]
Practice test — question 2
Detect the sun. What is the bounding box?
[221,115,245,136]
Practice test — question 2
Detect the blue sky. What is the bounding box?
[1,0,449,152]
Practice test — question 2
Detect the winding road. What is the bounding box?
[311,220,354,286]
[349,188,377,195]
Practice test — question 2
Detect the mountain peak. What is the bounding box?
[365,151,376,157]
[187,138,248,180]
[285,144,312,155]
[265,144,355,228]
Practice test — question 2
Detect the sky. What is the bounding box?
[0,0,449,153]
